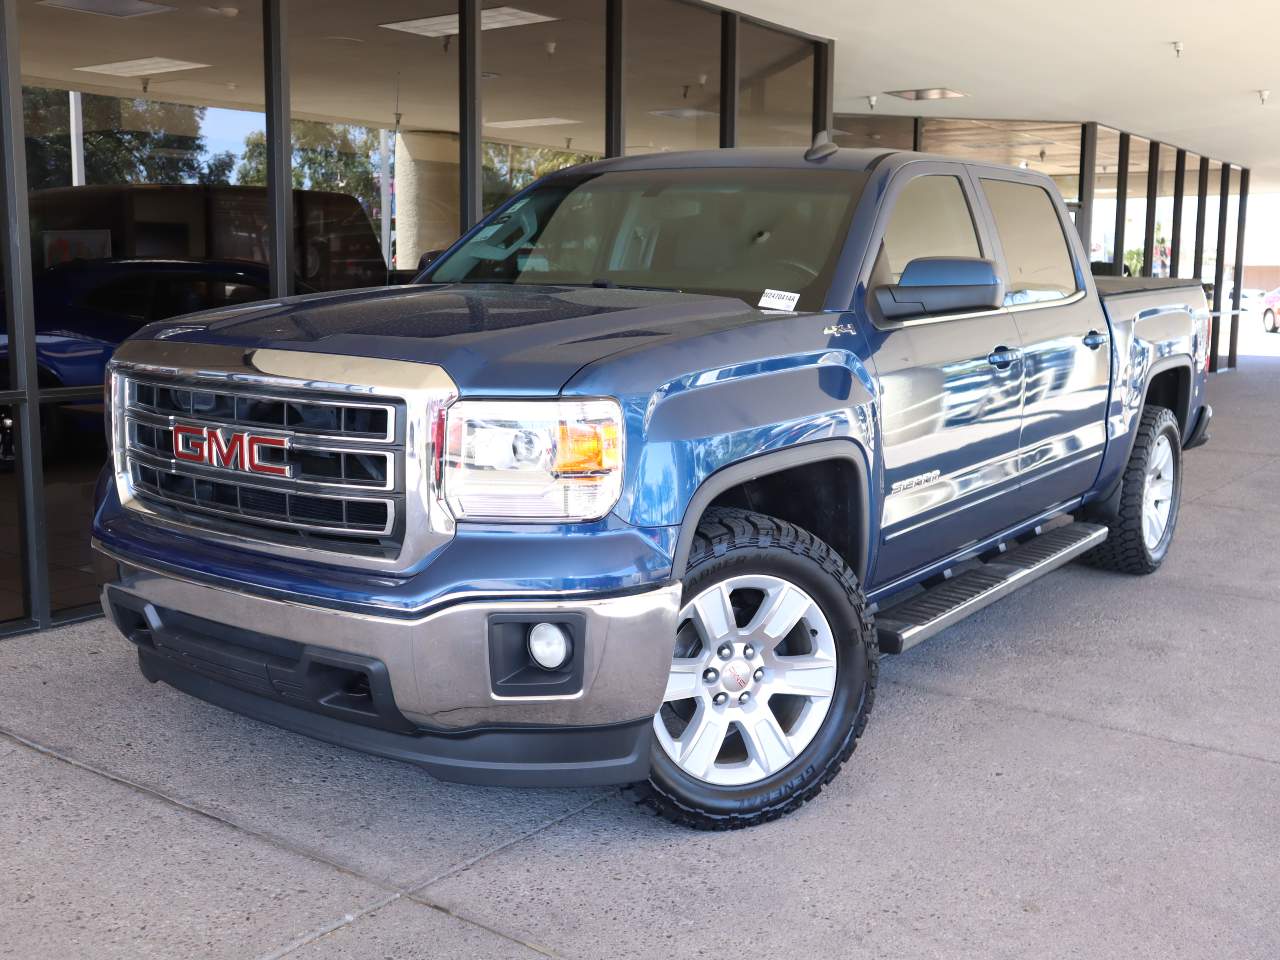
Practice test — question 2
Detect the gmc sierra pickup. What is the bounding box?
[93,140,1212,829]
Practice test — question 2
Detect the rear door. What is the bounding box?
[863,164,1026,587]
[975,171,1110,513]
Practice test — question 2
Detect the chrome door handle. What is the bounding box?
[1082,330,1110,350]
[986,346,1021,369]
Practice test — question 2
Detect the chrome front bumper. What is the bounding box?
[103,561,681,729]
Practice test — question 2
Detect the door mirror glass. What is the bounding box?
[873,257,1004,321]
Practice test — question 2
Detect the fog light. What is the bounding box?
[527,622,571,670]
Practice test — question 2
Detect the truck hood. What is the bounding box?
[137,283,764,394]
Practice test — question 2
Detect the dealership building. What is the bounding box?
[0,0,1255,636]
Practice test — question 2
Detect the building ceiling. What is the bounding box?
[723,0,1280,189]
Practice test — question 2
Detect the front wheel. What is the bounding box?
[1083,405,1183,574]
[633,508,877,830]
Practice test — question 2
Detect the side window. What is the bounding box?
[83,275,153,321]
[878,175,981,282]
[981,179,1079,305]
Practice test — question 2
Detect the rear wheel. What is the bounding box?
[1264,309,1277,333]
[633,508,877,830]
[1083,405,1182,574]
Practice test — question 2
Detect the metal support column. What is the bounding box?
[812,39,834,139]
[1192,156,1209,280]
[719,12,738,148]
[458,0,481,229]
[263,0,293,298]
[1111,133,1129,277]
[605,0,625,158]
[1169,149,1186,277]
[1141,140,1159,277]
[1229,168,1249,370]
[1210,162,1230,372]
[0,0,50,628]
[1075,122,1097,254]
[69,90,85,186]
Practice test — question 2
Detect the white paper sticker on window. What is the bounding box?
[758,288,800,311]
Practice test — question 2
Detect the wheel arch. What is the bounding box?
[671,440,873,585]
[1142,355,1194,438]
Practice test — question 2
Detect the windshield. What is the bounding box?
[427,167,868,312]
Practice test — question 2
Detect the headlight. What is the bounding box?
[442,398,624,521]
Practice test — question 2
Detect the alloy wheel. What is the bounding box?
[1143,433,1175,549]
[654,575,838,787]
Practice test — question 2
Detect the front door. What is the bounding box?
[976,173,1111,514]
[861,169,1026,587]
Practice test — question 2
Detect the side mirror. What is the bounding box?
[873,257,1004,321]
[418,249,445,272]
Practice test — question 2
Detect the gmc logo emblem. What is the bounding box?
[173,424,292,478]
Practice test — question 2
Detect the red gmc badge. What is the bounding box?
[173,424,292,478]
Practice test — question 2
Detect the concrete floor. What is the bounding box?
[3,325,1279,959]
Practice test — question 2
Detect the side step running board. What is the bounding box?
[875,522,1108,654]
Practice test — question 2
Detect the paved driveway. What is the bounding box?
[2,347,1278,959]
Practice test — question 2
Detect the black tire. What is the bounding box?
[1083,406,1183,574]
[630,507,877,830]
[1265,309,1277,333]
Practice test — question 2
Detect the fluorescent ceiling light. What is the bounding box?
[76,57,210,77]
[885,87,967,101]
[485,117,581,129]
[39,0,173,16]
[381,6,556,38]
[649,108,718,121]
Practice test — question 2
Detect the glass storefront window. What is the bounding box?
[1090,126,1122,268]
[1201,159,1222,286]
[0,229,28,624]
[625,0,719,155]
[1123,136,1150,277]
[287,0,461,284]
[832,114,913,150]
[482,1,605,213]
[19,0,268,613]
[1176,153,1200,279]
[1150,144,1176,278]
[919,119,1082,204]
[737,22,814,147]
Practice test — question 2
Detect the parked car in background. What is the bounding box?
[0,258,271,464]
[1262,287,1280,332]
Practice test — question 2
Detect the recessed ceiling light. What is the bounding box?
[649,108,718,121]
[380,6,556,38]
[485,117,580,129]
[75,57,210,77]
[39,0,173,16]
[885,87,967,101]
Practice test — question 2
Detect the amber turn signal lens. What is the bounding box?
[556,419,621,475]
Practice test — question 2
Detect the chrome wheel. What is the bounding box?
[654,575,838,787]
[1143,433,1175,549]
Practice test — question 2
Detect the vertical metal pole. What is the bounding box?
[1075,122,1097,253]
[0,0,51,627]
[1111,133,1129,277]
[69,90,85,186]
[812,39,834,140]
[459,0,481,228]
[1141,140,1159,277]
[1192,156,1209,279]
[912,117,922,152]
[1210,162,1230,373]
[1229,167,1249,370]
[263,0,293,298]
[719,12,738,148]
[605,0,624,158]
[379,128,392,269]
[1169,148,1186,277]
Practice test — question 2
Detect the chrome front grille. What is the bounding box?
[119,374,405,554]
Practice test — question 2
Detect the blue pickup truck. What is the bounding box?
[93,142,1212,829]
